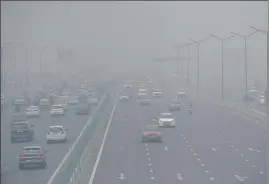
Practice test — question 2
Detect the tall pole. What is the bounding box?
[39,50,43,73]
[176,46,180,77]
[197,43,200,95]
[221,40,224,101]
[244,36,248,104]
[187,44,190,90]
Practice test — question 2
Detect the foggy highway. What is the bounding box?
[90,83,267,184]
[1,97,96,184]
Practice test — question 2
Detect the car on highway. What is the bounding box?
[119,92,131,101]
[152,88,162,97]
[249,86,258,93]
[177,89,186,98]
[157,112,176,128]
[55,97,68,111]
[259,90,268,105]
[25,106,40,118]
[137,91,147,100]
[13,96,27,106]
[39,98,50,111]
[68,95,79,105]
[61,89,71,96]
[139,94,151,106]
[50,104,65,116]
[88,95,99,105]
[1,93,7,109]
[169,99,181,111]
[19,146,47,169]
[10,120,34,142]
[47,125,68,143]
[141,125,162,142]
[76,103,90,115]
[124,84,133,89]
[48,90,57,98]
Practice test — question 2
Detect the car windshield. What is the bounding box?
[144,125,159,131]
[22,147,41,154]
[49,127,63,133]
[52,105,62,109]
[12,123,28,129]
[27,107,37,111]
[160,113,173,118]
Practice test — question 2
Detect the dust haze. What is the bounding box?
[1,1,267,100]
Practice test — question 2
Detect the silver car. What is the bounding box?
[19,146,47,169]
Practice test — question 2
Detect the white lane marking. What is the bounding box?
[240,154,244,157]
[253,165,256,168]
[87,93,119,184]
[248,148,261,153]
[211,147,218,152]
[185,140,189,143]
[147,153,150,156]
[151,176,155,179]
[181,133,184,136]
[177,173,184,180]
[118,173,126,180]
[205,170,209,173]
[231,145,234,148]
[197,158,201,161]
[260,172,264,174]
[150,169,153,173]
[48,95,107,184]
[193,153,198,156]
[190,148,194,151]
[201,164,205,167]
[164,147,168,151]
[234,175,248,182]
[148,163,152,166]
[245,159,249,162]
[235,149,239,152]
[209,177,214,180]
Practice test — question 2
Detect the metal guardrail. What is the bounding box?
[46,92,110,184]
[191,92,268,127]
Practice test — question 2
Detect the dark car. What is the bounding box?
[76,103,90,115]
[169,99,181,111]
[10,121,34,142]
[19,146,47,169]
[141,125,162,142]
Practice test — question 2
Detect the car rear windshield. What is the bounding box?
[144,125,159,131]
[22,147,41,154]
[49,127,63,133]
[12,123,28,129]
[160,114,173,118]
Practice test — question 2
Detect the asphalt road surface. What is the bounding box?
[90,86,267,184]
[1,102,97,184]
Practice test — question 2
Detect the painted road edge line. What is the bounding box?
[47,95,106,184]
[88,92,119,184]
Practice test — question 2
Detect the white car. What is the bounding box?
[25,106,40,117]
[68,96,78,105]
[157,113,176,128]
[152,89,162,97]
[249,87,257,93]
[88,96,99,105]
[47,125,68,143]
[13,96,26,105]
[139,88,147,93]
[119,94,130,101]
[137,92,147,99]
[50,105,65,116]
[177,89,186,97]
[55,98,68,111]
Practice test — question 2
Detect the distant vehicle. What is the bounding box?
[19,146,47,169]
[12,113,26,122]
[48,90,57,98]
[177,89,186,98]
[259,90,268,105]
[39,98,50,111]
[25,106,40,118]
[249,87,258,93]
[61,89,71,96]
[13,96,27,106]
[169,99,181,111]
[119,92,131,101]
[47,125,68,143]
[137,92,147,100]
[157,113,176,128]
[138,88,147,93]
[68,96,78,105]
[139,94,151,106]
[188,107,192,114]
[76,103,90,115]
[1,94,7,109]
[10,121,34,142]
[88,96,99,105]
[152,88,162,97]
[55,98,68,111]
[141,125,162,142]
[50,104,65,116]
[124,84,133,89]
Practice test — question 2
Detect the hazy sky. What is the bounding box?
[1,1,268,87]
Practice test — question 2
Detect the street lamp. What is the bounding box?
[172,40,185,78]
[188,36,210,95]
[250,26,268,35]
[231,30,260,104]
[210,34,236,101]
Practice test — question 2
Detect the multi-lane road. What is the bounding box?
[90,85,267,184]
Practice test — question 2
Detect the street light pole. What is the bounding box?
[187,44,191,90]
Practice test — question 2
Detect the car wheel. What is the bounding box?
[42,161,47,168]
[19,164,24,170]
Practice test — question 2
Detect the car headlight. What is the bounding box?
[158,121,163,125]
